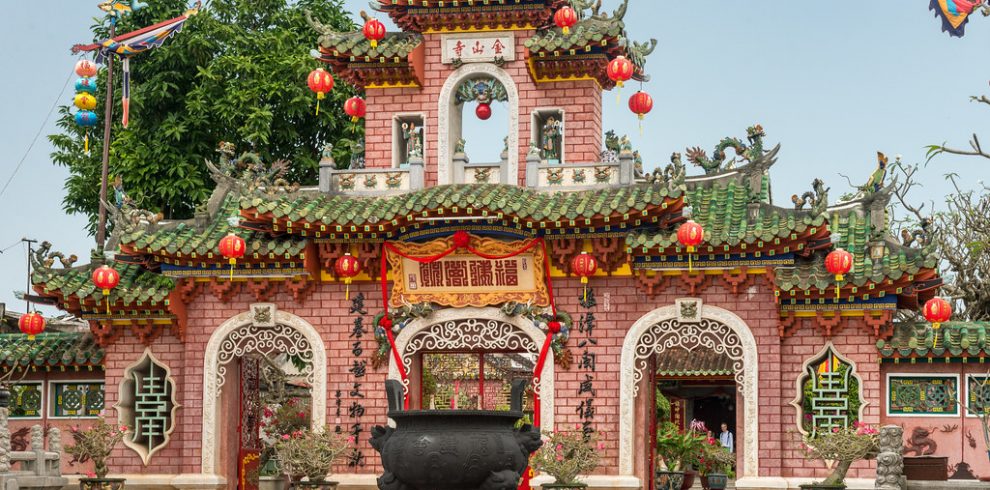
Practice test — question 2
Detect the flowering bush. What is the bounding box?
[65,418,127,479]
[656,420,708,471]
[697,436,735,476]
[531,430,603,485]
[273,429,351,481]
[800,422,879,486]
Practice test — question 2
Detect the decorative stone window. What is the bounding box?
[967,375,990,416]
[531,109,564,164]
[393,114,425,168]
[790,344,865,435]
[9,382,43,419]
[885,374,959,417]
[115,349,180,464]
[50,381,103,418]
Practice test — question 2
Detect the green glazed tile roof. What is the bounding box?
[525,16,625,54]
[0,332,104,369]
[33,261,174,309]
[626,177,825,250]
[121,196,307,260]
[878,322,990,359]
[774,210,937,292]
[242,183,680,231]
[656,347,734,377]
[317,31,422,60]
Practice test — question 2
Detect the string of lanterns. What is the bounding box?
[73,59,99,155]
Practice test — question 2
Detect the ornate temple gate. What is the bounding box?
[237,356,263,490]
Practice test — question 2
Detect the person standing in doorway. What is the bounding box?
[719,423,734,453]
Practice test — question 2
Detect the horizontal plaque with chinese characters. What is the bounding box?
[441,33,515,64]
[386,235,548,308]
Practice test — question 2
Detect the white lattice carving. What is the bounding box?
[437,63,519,185]
[619,300,760,479]
[788,342,869,436]
[215,324,315,394]
[389,307,554,430]
[201,310,327,475]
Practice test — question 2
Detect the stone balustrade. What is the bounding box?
[525,150,635,190]
[320,162,425,196]
[0,407,67,490]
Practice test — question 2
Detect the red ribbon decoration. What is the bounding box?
[378,231,558,425]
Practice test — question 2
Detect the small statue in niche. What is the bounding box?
[540,116,563,163]
[402,122,422,163]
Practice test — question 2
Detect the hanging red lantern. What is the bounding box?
[571,252,598,302]
[606,56,634,88]
[629,91,653,120]
[924,297,952,348]
[677,220,704,272]
[74,59,98,78]
[334,253,362,300]
[363,17,386,49]
[824,248,853,301]
[18,312,45,341]
[218,233,246,281]
[554,6,578,35]
[344,96,366,123]
[476,103,492,120]
[91,265,121,315]
[307,68,335,116]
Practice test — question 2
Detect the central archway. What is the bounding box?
[619,300,759,478]
[388,307,555,429]
[201,307,328,475]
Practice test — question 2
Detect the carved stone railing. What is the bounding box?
[525,151,635,191]
[0,406,67,490]
[320,162,425,195]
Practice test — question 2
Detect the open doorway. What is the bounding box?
[421,351,535,417]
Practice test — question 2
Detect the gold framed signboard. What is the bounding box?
[386,235,550,308]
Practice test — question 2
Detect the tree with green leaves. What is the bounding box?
[49,0,362,233]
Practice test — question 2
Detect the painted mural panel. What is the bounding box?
[887,375,959,416]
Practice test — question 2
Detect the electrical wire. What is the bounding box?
[0,240,22,254]
[0,68,75,200]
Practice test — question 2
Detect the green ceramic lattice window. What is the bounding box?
[9,383,43,419]
[966,375,990,415]
[50,382,104,418]
[117,349,179,464]
[887,375,959,416]
[798,346,862,436]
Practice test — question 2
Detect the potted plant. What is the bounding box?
[66,419,127,490]
[274,428,350,489]
[697,436,734,490]
[799,423,879,490]
[259,398,312,490]
[531,430,603,489]
[655,422,707,490]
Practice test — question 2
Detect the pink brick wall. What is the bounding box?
[363,32,603,186]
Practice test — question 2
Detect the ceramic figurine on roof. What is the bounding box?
[686,124,769,174]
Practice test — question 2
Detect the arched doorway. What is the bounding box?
[388,307,555,429]
[201,305,328,481]
[437,63,519,185]
[619,299,759,480]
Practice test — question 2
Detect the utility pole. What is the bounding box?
[95,22,117,251]
[22,238,37,313]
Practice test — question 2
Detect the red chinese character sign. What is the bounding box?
[384,236,549,308]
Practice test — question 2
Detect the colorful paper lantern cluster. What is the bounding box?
[18,312,45,341]
[334,253,362,300]
[73,59,99,154]
[91,265,121,315]
[824,248,853,301]
[307,68,335,116]
[554,6,578,34]
[218,233,246,280]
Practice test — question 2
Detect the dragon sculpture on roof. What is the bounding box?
[686,124,768,175]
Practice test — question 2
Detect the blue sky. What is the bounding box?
[1,1,988,314]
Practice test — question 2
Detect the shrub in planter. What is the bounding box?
[274,428,351,488]
[531,430,603,489]
[799,423,879,490]
[697,437,734,490]
[66,419,127,490]
[655,422,707,490]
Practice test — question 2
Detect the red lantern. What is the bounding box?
[307,68,335,116]
[629,91,653,120]
[334,253,362,300]
[92,265,121,315]
[476,103,492,120]
[363,17,386,49]
[825,248,853,301]
[571,252,598,302]
[677,220,704,272]
[606,56,634,88]
[554,6,578,35]
[344,96,366,123]
[924,297,952,349]
[219,233,246,281]
[18,312,45,341]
